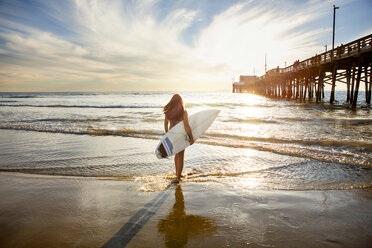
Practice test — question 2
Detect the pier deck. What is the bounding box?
[234,34,372,106]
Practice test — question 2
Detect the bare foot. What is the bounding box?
[171,178,181,184]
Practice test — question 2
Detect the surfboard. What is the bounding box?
[155,109,220,159]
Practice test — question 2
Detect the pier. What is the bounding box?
[234,34,372,106]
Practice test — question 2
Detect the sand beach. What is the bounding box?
[1,172,371,247]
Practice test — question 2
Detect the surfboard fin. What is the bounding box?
[158,143,168,158]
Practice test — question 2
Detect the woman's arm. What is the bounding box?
[164,117,169,133]
[183,111,194,145]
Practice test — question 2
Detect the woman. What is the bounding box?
[163,94,194,183]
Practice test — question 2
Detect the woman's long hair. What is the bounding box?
[163,94,185,121]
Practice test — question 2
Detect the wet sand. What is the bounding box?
[0,173,371,248]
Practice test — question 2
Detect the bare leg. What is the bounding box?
[174,153,179,179]
[176,150,185,181]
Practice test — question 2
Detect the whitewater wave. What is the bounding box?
[0,95,37,98]
[0,125,164,139]
[2,123,370,150]
[1,124,370,168]
[185,102,274,109]
[3,164,370,192]
[0,104,162,109]
[222,116,372,125]
[204,132,372,150]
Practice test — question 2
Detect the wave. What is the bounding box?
[0,125,164,139]
[204,132,372,150]
[222,117,278,124]
[180,164,372,190]
[2,166,370,191]
[222,116,372,125]
[22,118,106,123]
[185,102,274,109]
[143,118,163,122]
[17,115,161,124]
[1,125,370,168]
[197,139,371,168]
[1,123,370,151]
[0,104,163,109]
[334,118,372,125]
[0,164,104,172]
[0,166,135,180]
[0,95,37,98]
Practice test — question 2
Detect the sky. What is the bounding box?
[0,0,371,92]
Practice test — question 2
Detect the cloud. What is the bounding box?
[0,0,362,91]
[195,0,332,75]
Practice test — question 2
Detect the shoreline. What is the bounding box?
[1,173,371,247]
[2,171,372,191]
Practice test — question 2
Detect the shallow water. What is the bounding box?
[0,91,371,191]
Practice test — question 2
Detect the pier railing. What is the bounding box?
[262,33,372,77]
[235,34,372,106]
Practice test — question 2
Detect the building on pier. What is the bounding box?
[232,75,257,93]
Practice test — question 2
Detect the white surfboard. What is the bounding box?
[155,109,220,159]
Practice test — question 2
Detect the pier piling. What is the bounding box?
[352,62,362,106]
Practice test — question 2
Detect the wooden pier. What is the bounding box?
[235,34,372,106]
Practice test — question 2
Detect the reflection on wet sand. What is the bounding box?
[158,185,217,248]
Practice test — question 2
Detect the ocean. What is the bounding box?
[0,91,371,191]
